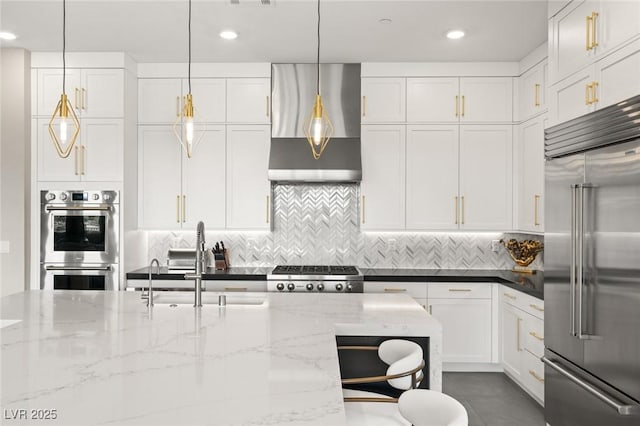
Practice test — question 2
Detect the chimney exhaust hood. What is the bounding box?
[269,63,362,182]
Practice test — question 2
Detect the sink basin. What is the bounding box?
[149,291,267,306]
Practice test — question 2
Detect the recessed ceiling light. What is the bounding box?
[446,30,465,40]
[0,32,17,41]
[379,18,392,24]
[219,30,238,40]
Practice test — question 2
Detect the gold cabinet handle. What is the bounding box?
[534,83,540,107]
[530,303,544,312]
[428,305,433,315]
[182,195,186,223]
[362,96,366,117]
[384,288,407,292]
[504,292,517,300]
[586,14,593,50]
[266,195,270,223]
[461,95,465,117]
[517,317,523,351]
[454,196,459,224]
[74,146,79,175]
[460,195,465,224]
[455,95,459,117]
[585,82,592,105]
[529,370,544,383]
[362,195,366,224]
[534,194,540,226]
[81,88,86,110]
[80,145,86,175]
[74,88,80,110]
[224,287,247,292]
[591,81,599,104]
[529,331,544,341]
[591,12,599,49]
[449,288,472,292]
[176,195,180,223]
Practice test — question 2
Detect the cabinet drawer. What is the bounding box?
[364,281,427,299]
[428,282,492,299]
[523,349,545,403]
[206,280,267,292]
[501,287,544,319]
[525,316,545,358]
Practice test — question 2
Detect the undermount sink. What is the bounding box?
[149,291,267,307]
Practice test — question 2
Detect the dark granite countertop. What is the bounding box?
[127,267,543,300]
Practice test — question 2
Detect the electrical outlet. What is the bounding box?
[491,240,500,252]
[388,238,397,251]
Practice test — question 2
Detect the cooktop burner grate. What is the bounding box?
[271,265,360,275]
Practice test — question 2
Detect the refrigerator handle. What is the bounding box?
[577,184,597,340]
[542,357,640,416]
[570,184,578,336]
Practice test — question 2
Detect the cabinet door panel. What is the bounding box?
[188,79,226,123]
[459,125,512,230]
[81,69,124,117]
[406,125,459,230]
[361,78,406,123]
[519,63,546,121]
[226,79,270,124]
[519,116,545,232]
[596,38,640,109]
[429,298,492,363]
[138,79,182,124]
[551,0,596,83]
[182,125,226,229]
[37,119,78,181]
[226,125,270,229]
[502,301,524,379]
[598,0,640,54]
[37,69,81,117]
[406,78,459,123]
[548,67,594,126]
[82,119,123,181]
[365,281,427,300]
[138,126,182,229]
[361,125,405,230]
[459,77,513,122]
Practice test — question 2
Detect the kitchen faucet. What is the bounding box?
[185,221,205,307]
[142,258,160,311]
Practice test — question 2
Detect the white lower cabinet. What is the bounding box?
[500,288,545,405]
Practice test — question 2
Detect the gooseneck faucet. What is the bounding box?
[185,221,206,307]
[147,258,160,311]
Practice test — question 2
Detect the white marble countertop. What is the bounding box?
[0,291,442,426]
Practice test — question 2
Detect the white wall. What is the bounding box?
[0,48,31,296]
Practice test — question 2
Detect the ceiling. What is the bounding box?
[0,0,548,63]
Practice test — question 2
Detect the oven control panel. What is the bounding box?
[269,281,363,293]
[41,190,119,205]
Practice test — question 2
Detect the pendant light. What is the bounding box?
[48,0,80,159]
[174,0,205,158]
[303,0,334,160]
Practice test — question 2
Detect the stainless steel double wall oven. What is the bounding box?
[40,190,119,290]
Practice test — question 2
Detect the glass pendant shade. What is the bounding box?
[48,93,80,158]
[303,94,334,160]
[173,93,205,159]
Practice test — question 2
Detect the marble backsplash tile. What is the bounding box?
[146,184,543,270]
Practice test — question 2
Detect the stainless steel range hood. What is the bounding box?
[269,63,362,182]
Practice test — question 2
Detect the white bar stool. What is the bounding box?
[398,389,468,426]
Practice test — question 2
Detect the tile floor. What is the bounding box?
[443,372,545,426]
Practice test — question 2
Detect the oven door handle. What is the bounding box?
[45,265,112,271]
[45,206,112,211]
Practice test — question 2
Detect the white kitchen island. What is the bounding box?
[1,291,441,426]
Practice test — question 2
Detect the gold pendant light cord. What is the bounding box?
[316,0,320,95]
[188,0,192,94]
[62,0,66,94]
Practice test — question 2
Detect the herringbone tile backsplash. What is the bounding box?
[147,184,543,270]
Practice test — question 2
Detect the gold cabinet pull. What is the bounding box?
[530,303,544,312]
[591,12,599,48]
[517,317,523,351]
[362,195,366,224]
[454,196,459,224]
[534,83,540,107]
[362,96,366,117]
[529,331,544,341]
[428,305,433,315]
[182,195,186,223]
[455,95,459,117]
[529,370,544,383]
[225,287,247,292]
[266,95,270,117]
[384,288,407,292]
[74,88,80,110]
[586,14,593,50]
[504,292,517,300]
[585,82,592,105]
[266,195,270,223]
[176,195,180,223]
[591,81,599,104]
[81,145,86,175]
[449,288,472,292]
[534,194,540,226]
[81,88,86,110]
[461,95,465,117]
[74,146,79,175]
[461,195,465,224]
[176,96,181,117]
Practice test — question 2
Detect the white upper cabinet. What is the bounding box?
[518,115,545,233]
[226,78,271,124]
[406,125,460,230]
[596,0,640,56]
[459,78,513,123]
[548,66,595,126]
[406,77,513,123]
[225,125,270,230]
[518,61,548,122]
[37,68,123,118]
[459,125,513,230]
[361,125,406,230]
[406,78,459,123]
[361,78,406,123]
[594,37,640,108]
[188,79,226,123]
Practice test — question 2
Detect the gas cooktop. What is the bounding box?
[271,265,360,275]
[267,265,363,293]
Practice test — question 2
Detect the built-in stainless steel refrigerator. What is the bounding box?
[543,95,640,426]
